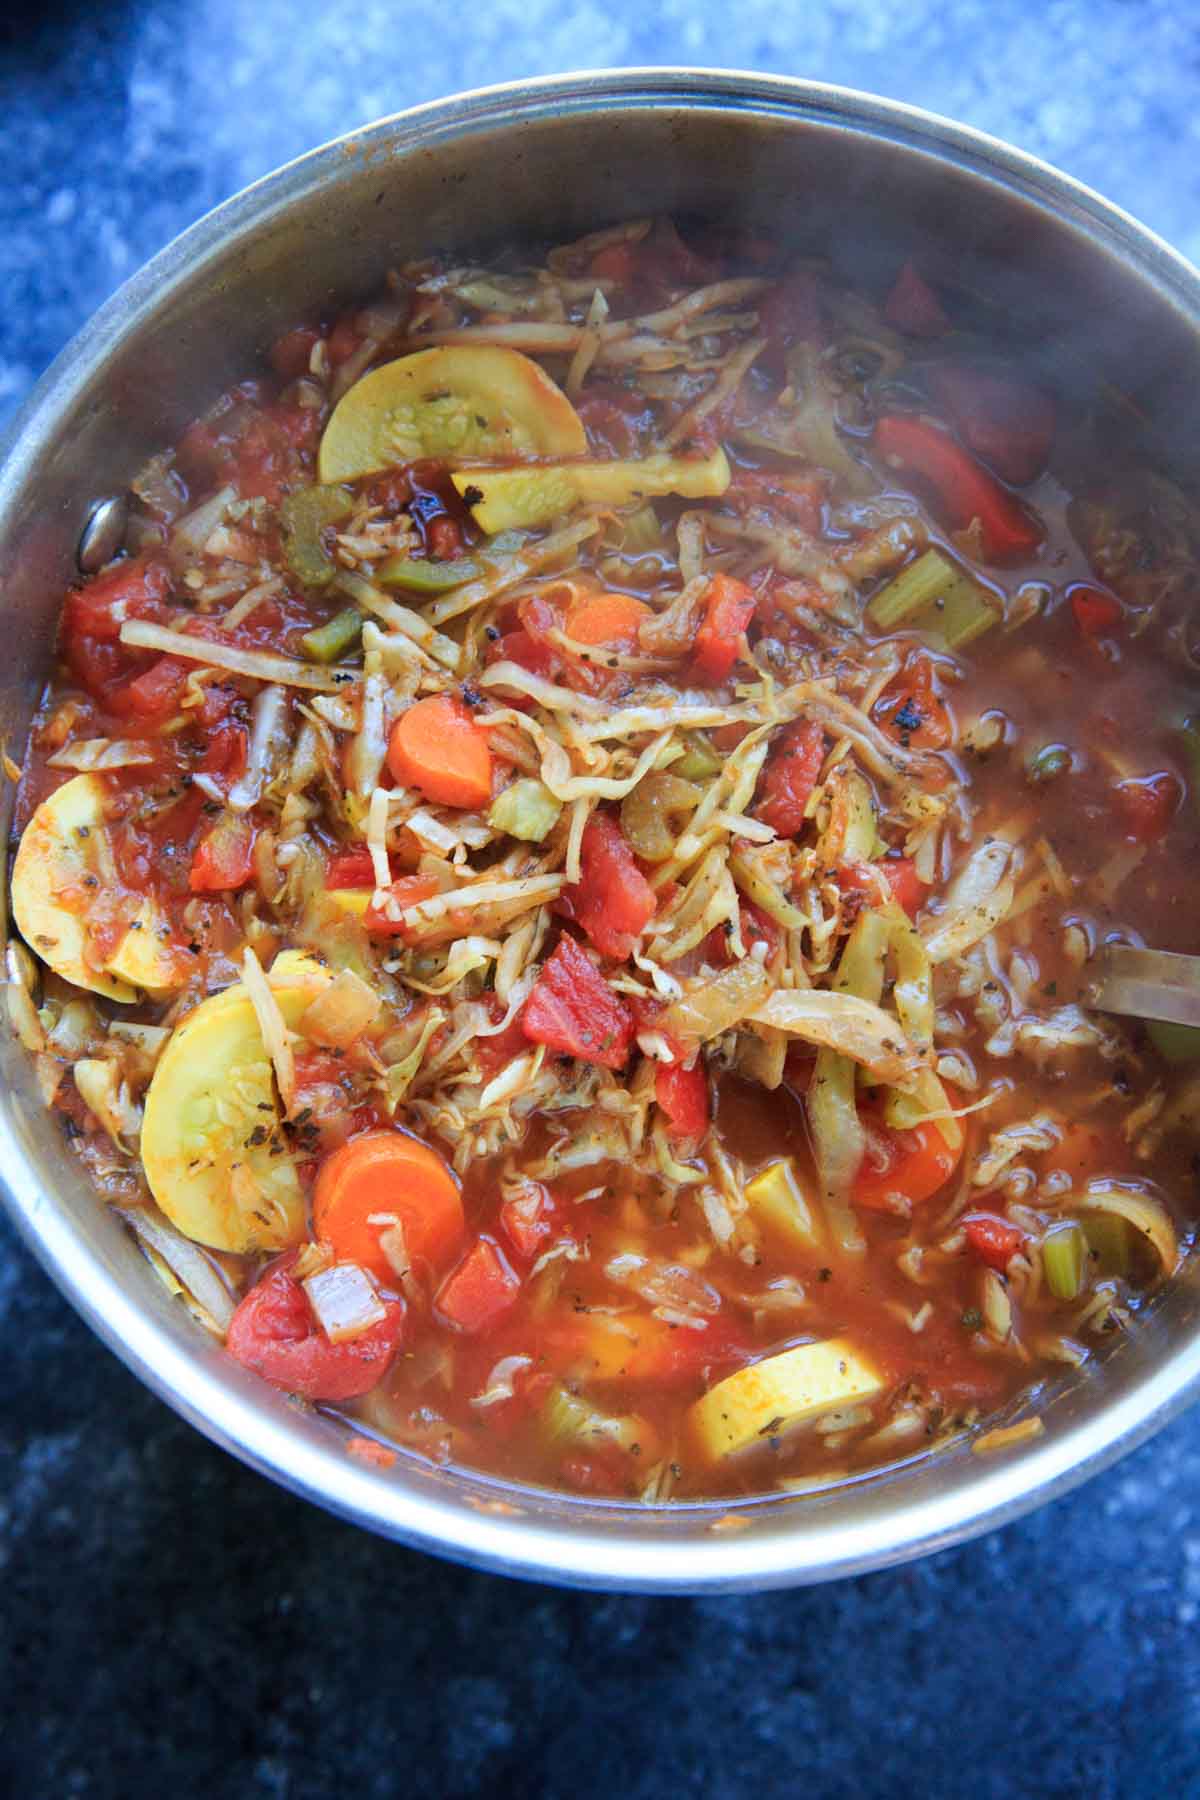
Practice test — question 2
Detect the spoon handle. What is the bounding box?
[1087,944,1200,1028]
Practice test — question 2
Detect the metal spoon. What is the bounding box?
[1086,944,1200,1028]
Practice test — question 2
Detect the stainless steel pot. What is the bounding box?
[4,70,1200,1591]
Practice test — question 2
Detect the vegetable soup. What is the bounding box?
[9,216,1200,1501]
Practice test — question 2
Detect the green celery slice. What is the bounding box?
[301,607,364,664]
[376,555,483,593]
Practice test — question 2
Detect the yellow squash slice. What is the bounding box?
[687,1337,883,1463]
[451,446,731,535]
[318,346,587,482]
[743,1158,824,1254]
[140,953,332,1254]
[11,774,185,1001]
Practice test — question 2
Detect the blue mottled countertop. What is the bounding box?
[4,4,1200,1794]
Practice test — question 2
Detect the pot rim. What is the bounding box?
[4,67,1200,1592]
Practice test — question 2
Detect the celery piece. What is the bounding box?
[1026,743,1071,786]
[541,1383,644,1454]
[1081,1212,1131,1278]
[485,530,529,557]
[916,573,1001,649]
[488,778,562,843]
[673,732,723,781]
[376,554,482,593]
[619,503,663,555]
[280,484,355,589]
[1177,718,1200,817]
[869,549,999,649]
[867,548,958,631]
[301,607,364,664]
[1146,1019,1200,1064]
[1043,1222,1086,1299]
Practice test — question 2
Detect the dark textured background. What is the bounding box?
[5,4,1200,1795]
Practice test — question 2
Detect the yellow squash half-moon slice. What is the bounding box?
[140,954,332,1254]
[11,774,185,1002]
[317,345,587,483]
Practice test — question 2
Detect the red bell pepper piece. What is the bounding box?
[655,1060,710,1140]
[884,260,950,338]
[692,573,756,683]
[226,1254,405,1402]
[562,813,656,961]
[874,413,1042,563]
[188,814,257,893]
[436,1237,521,1334]
[854,1115,960,1213]
[522,934,634,1069]
[755,719,826,836]
[964,1215,1024,1272]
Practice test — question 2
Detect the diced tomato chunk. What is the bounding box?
[326,848,377,889]
[884,260,949,338]
[925,360,1055,486]
[426,515,464,560]
[269,325,322,381]
[499,1183,557,1259]
[226,1254,404,1402]
[692,574,756,683]
[1070,584,1123,639]
[327,314,366,365]
[839,854,926,919]
[874,655,953,751]
[755,718,825,836]
[436,1237,520,1334]
[562,813,656,961]
[108,655,188,721]
[964,1215,1024,1272]
[522,933,634,1069]
[655,1060,710,1140]
[1113,772,1181,843]
[589,242,637,285]
[362,874,442,937]
[189,814,256,892]
[63,555,172,643]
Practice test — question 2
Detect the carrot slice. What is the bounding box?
[313,1129,464,1284]
[563,591,652,650]
[386,694,493,810]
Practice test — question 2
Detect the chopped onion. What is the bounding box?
[303,1262,388,1342]
[300,968,381,1049]
[172,484,236,554]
